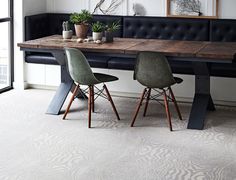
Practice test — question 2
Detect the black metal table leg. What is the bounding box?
[46,51,87,115]
[187,62,215,130]
[46,65,74,115]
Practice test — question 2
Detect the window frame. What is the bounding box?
[0,0,14,93]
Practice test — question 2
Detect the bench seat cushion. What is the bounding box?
[107,57,194,74]
[25,53,58,65]
[25,52,110,68]
[85,55,110,68]
[168,60,194,75]
[108,57,136,70]
[211,63,236,77]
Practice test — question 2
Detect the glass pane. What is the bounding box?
[0,22,10,89]
[0,0,9,18]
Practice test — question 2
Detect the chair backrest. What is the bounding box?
[123,16,209,41]
[134,52,176,89]
[65,48,99,85]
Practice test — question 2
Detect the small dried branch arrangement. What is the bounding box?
[93,0,124,14]
[175,0,202,16]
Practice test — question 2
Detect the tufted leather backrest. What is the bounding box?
[25,14,49,40]
[48,13,72,35]
[123,16,209,41]
[210,19,236,42]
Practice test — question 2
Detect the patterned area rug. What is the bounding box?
[0,89,236,180]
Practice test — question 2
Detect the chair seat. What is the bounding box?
[94,73,118,83]
[174,77,183,84]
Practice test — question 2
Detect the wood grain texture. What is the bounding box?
[125,39,208,58]
[18,35,145,54]
[197,42,236,60]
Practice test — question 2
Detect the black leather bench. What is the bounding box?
[24,13,236,77]
[210,19,236,77]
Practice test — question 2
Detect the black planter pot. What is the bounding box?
[105,31,113,43]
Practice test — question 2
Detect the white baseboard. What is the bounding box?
[13,81,29,90]
[26,84,58,90]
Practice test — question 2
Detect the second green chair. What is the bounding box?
[131,51,183,131]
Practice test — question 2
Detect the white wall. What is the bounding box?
[14,0,47,90]
[24,0,47,16]
[46,0,236,19]
[219,0,236,19]
[14,0,25,90]
[47,0,89,13]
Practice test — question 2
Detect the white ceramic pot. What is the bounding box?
[62,30,73,39]
[92,32,103,41]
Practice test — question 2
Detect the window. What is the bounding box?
[0,0,13,93]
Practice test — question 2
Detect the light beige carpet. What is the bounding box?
[0,89,236,180]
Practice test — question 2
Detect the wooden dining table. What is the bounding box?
[18,35,236,130]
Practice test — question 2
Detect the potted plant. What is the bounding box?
[92,21,104,41]
[70,10,92,39]
[105,21,120,43]
[62,21,73,39]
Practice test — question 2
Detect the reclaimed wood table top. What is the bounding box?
[18,35,145,54]
[197,42,236,60]
[125,39,209,57]
[18,35,236,61]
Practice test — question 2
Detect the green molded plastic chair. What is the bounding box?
[63,48,120,128]
[131,51,183,131]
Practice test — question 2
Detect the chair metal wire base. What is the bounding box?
[62,84,120,128]
[131,87,182,131]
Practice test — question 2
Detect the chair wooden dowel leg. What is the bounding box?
[131,88,147,127]
[163,90,173,131]
[169,87,182,120]
[103,84,120,120]
[143,88,151,117]
[91,86,95,113]
[88,86,92,128]
[63,84,80,120]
